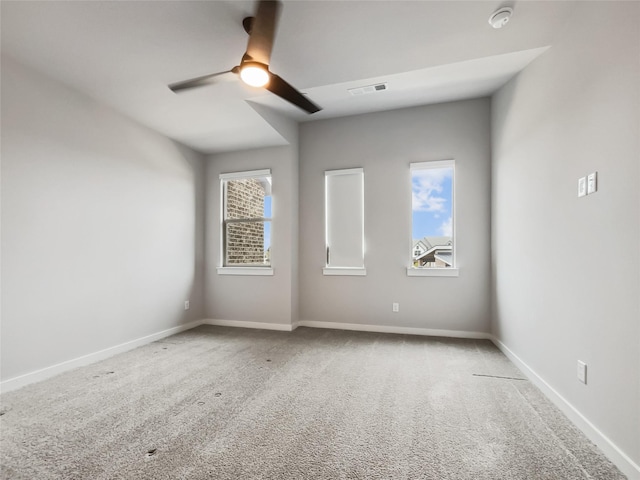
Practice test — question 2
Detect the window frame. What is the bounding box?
[323,167,366,276]
[217,169,273,276]
[407,159,458,277]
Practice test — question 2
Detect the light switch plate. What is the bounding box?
[587,172,597,194]
[578,177,587,197]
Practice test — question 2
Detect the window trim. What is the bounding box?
[218,169,273,275]
[219,169,271,181]
[408,159,457,276]
[324,168,366,276]
[406,266,459,277]
[323,267,367,276]
[217,267,274,276]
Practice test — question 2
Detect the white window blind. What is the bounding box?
[324,168,365,275]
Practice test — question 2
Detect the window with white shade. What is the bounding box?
[324,168,365,276]
[408,160,458,277]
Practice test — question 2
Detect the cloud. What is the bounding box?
[411,168,452,213]
[439,216,452,236]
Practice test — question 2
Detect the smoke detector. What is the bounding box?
[488,7,513,29]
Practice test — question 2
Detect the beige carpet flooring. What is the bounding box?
[0,325,626,479]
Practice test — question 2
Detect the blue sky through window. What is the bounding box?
[264,195,272,251]
[412,167,453,240]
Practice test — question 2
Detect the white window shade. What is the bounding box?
[325,168,365,274]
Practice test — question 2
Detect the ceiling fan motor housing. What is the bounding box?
[242,16,254,34]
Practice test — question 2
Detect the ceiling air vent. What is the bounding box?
[348,83,388,96]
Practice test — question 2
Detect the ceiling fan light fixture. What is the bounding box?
[169,1,320,113]
[240,62,270,87]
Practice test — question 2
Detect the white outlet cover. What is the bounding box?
[577,360,587,384]
[587,172,597,194]
[578,177,587,197]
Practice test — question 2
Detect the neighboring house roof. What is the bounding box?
[412,239,428,252]
[423,236,452,249]
[415,244,452,261]
[412,236,452,259]
[434,252,452,266]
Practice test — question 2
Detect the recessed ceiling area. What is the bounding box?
[0,1,576,153]
[250,47,550,121]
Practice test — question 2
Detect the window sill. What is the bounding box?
[406,267,459,277]
[323,267,367,276]
[217,267,274,276]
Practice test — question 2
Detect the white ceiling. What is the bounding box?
[0,1,576,153]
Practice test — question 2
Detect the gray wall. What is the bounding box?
[1,56,206,381]
[299,99,492,332]
[491,1,639,470]
[205,144,299,327]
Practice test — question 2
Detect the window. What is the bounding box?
[408,160,458,277]
[218,169,273,275]
[324,168,365,276]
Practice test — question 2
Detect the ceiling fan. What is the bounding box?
[169,0,321,114]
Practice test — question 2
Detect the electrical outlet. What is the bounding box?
[184,300,190,311]
[578,177,587,197]
[392,302,399,313]
[577,360,587,384]
[587,172,597,194]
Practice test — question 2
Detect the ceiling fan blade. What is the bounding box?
[169,69,237,93]
[266,74,321,114]
[245,0,281,65]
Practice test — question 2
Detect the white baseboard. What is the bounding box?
[491,336,640,480]
[294,320,493,340]
[6,316,634,477]
[202,319,295,332]
[0,319,205,394]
